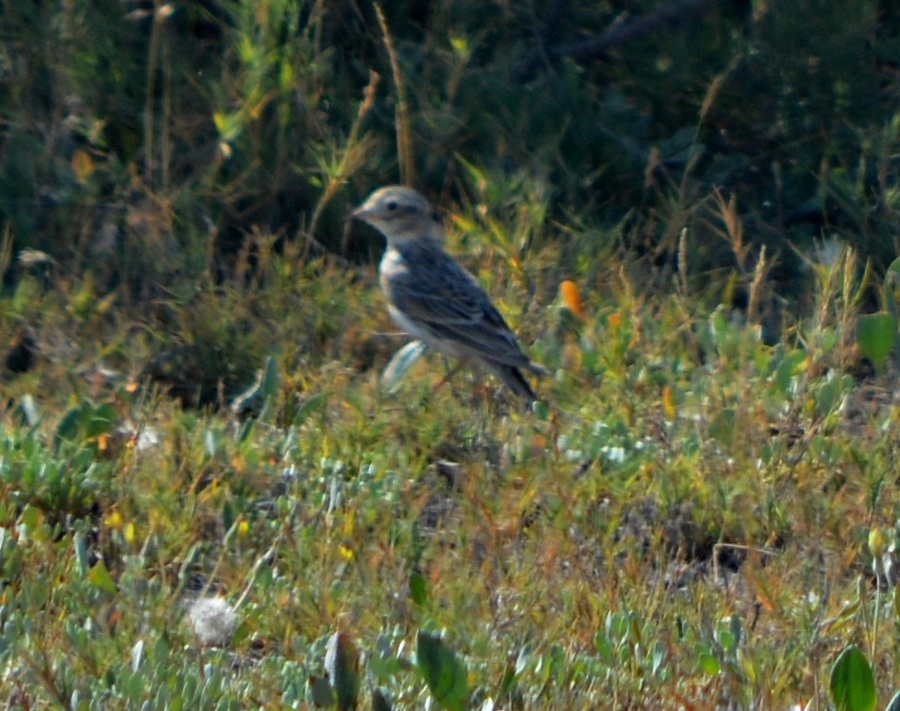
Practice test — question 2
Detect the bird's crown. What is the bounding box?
[353,185,442,242]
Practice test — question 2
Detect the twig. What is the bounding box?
[374,4,413,184]
[302,70,380,262]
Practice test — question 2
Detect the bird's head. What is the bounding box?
[352,186,443,243]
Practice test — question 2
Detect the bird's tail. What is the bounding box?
[489,363,539,405]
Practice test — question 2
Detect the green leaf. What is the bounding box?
[231,356,280,417]
[222,499,236,533]
[409,571,428,607]
[52,401,117,452]
[54,405,83,451]
[86,403,117,438]
[856,312,897,370]
[416,630,468,711]
[88,560,118,595]
[714,616,738,655]
[449,35,469,58]
[594,633,614,664]
[830,645,876,711]
[308,674,335,708]
[497,655,519,699]
[772,349,808,395]
[291,393,328,428]
[20,504,42,529]
[73,531,90,574]
[709,408,736,445]
[695,643,720,675]
[814,373,849,417]
[278,59,293,93]
[325,632,360,711]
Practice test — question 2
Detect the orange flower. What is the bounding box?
[560,280,585,322]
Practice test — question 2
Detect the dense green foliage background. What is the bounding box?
[2,0,898,296]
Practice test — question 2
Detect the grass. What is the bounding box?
[2,2,900,709]
[1,210,898,709]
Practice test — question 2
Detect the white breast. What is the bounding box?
[388,305,435,344]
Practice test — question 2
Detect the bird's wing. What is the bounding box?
[386,248,533,368]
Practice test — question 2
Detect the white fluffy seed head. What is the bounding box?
[188,596,238,647]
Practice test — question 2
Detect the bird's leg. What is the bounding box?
[432,358,468,392]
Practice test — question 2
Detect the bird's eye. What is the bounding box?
[386,201,398,211]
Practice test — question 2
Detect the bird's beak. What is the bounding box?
[351,203,375,224]
[353,190,380,216]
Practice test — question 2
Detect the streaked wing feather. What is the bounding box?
[392,271,485,327]
[388,260,532,367]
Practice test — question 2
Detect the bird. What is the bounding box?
[352,185,546,404]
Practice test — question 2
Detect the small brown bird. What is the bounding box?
[353,185,545,404]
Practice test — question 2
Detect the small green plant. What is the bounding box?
[416,631,468,711]
[325,632,361,711]
[830,645,876,711]
[856,257,900,372]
